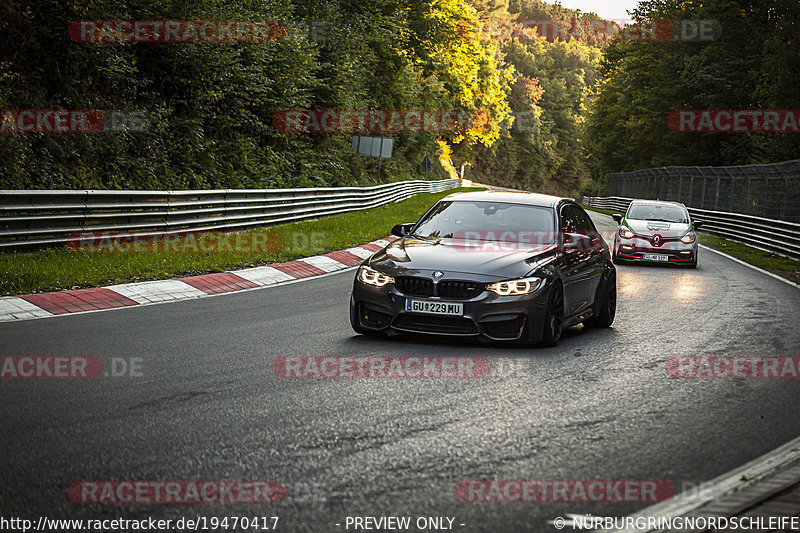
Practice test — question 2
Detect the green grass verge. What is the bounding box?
[0,187,482,296]
[698,233,799,284]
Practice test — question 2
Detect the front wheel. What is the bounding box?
[540,282,564,347]
[585,271,616,328]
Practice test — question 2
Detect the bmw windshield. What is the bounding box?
[412,201,557,244]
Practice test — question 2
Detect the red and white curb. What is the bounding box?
[0,237,397,322]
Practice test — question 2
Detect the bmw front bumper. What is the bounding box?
[350,279,554,342]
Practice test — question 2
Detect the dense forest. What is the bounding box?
[0,0,797,193]
[585,0,800,192]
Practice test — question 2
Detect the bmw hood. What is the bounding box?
[366,237,556,280]
[625,219,691,238]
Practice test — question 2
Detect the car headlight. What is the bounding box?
[486,276,544,296]
[620,227,635,239]
[358,266,394,287]
[680,232,696,244]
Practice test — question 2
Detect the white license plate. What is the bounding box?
[405,299,463,316]
[643,253,669,262]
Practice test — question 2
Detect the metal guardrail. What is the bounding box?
[607,159,800,222]
[580,196,800,260]
[0,179,461,250]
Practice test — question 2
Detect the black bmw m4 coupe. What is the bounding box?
[349,190,616,346]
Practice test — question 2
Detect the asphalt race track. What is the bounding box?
[2,213,799,532]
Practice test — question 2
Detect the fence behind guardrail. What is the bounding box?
[607,159,800,222]
[0,179,461,251]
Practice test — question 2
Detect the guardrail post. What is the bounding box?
[728,171,734,213]
[746,177,751,215]
[166,191,173,231]
[82,190,90,233]
[782,177,789,220]
[699,177,705,209]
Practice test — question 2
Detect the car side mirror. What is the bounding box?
[391,223,414,237]
[693,220,704,229]
[562,232,592,252]
[612,213,622,224]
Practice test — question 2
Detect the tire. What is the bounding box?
[585,270,616,328]
[540,282,564,347]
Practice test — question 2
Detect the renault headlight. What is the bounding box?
[486,276,544,296]
[358,266,394,287]
[620,227,635,239]
[680,232,696,244]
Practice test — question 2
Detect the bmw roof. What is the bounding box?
[439,190,568,207]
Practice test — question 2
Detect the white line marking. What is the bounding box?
[699,244,799,289]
